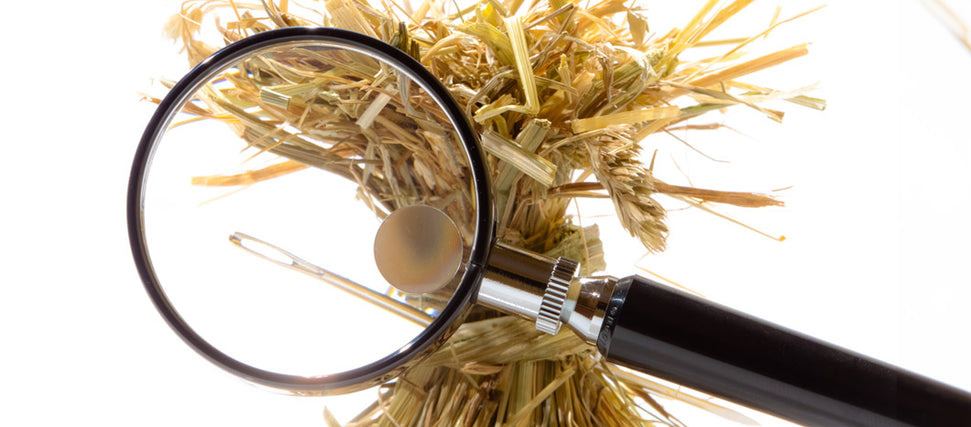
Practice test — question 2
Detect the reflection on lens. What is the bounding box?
[138,39,477,378]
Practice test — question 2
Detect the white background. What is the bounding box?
[1,1,969,426]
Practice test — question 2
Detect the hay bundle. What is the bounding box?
[155,0,821,424]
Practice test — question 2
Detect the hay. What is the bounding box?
[152,0,821,424]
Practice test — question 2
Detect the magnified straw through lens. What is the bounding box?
[131,29,489,390]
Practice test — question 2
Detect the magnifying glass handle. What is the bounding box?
[478,245,971,425]
[598,275,971,427]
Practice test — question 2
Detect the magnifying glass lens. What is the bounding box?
[137,37,479,381]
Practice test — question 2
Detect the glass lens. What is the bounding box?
[136,37,478,381]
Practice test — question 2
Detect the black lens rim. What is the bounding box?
[127,27,494,394]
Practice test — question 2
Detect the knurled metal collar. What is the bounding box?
[535,257,580,335]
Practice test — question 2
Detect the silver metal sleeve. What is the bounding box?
[476,244,611,342]
[477,243,557,323]
[561,275,617,344]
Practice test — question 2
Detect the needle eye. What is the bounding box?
[130,28,491,393]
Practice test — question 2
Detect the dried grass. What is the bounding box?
[924,0,971,52]
[154,0,821,424]
[340,316,757,427]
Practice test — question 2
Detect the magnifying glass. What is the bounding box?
[129,27,971,426]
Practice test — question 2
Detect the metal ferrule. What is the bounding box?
[476,243,615,344]
[477,243,555,321]
[561,275,616,344]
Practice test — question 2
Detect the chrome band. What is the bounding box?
[476,243,616,345]
[478,243,557,322]
[535,257,579,335]
[562,275,617,344]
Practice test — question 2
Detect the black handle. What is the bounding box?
[596,275,971,426]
